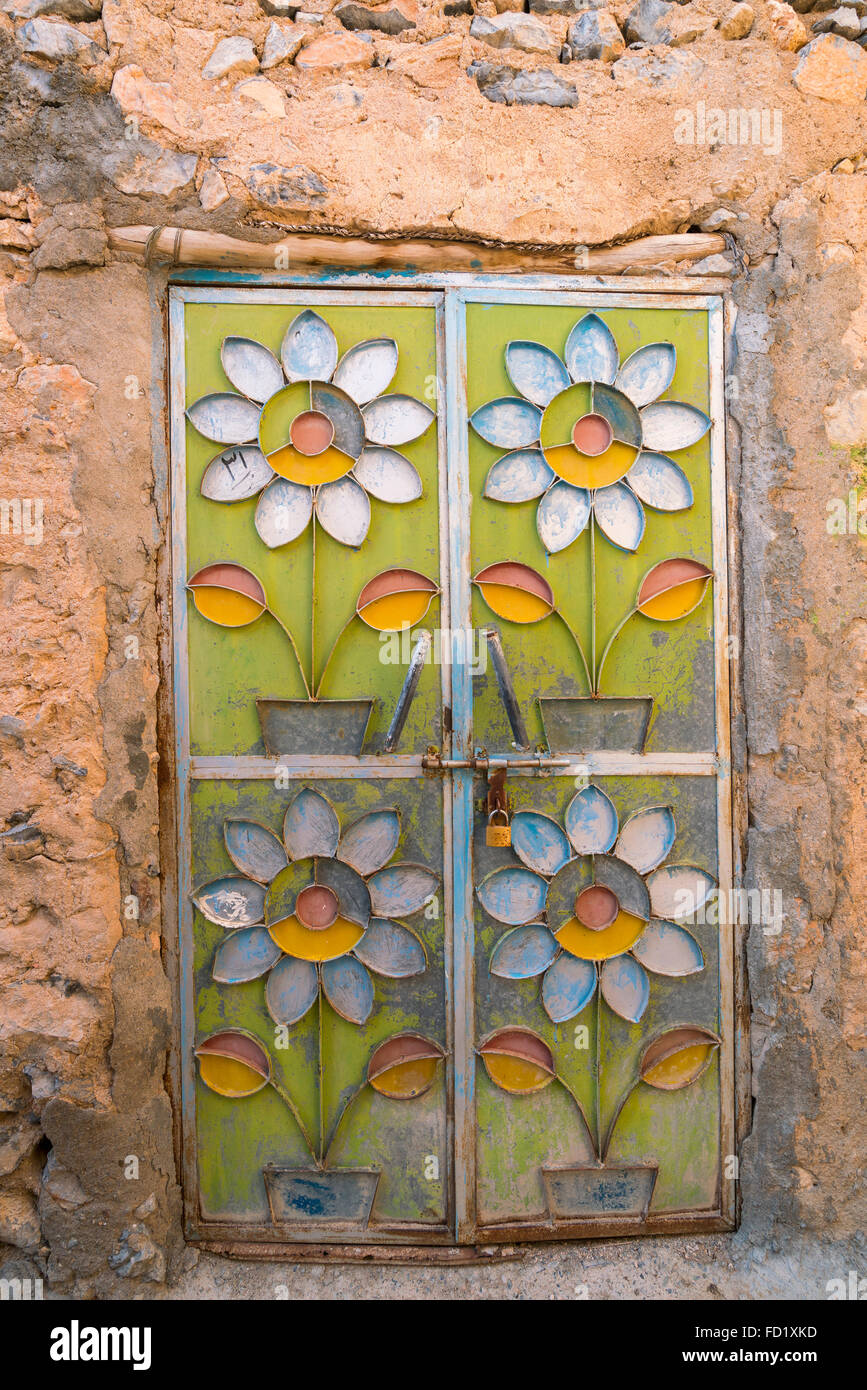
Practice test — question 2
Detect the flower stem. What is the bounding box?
[323,1082,367,1168]
[595,606,638,695]
[601,1079,640,1164]
[555,610,593,695]
[269,1076,319,1168]
[267,608,312,701]
[311,506,318,697]
[590,508,597,692]
[314,613,357,700]
[317,980,324,1165]
[556,1075,600,1166]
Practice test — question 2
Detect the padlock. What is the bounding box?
[486,808,511,847]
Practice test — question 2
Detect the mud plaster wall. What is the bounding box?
[0,0,866,1300]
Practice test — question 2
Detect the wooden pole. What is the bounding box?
[107,225,728,277]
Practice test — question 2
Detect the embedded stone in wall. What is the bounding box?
[612,47,704,85]
[198,167,229,212]
[16,16,105,63]
[110,64,186,137]
[530,0,606,10]
[4,0,101,17]
[764,0,808,48]
[568,10,625,60]
[104,144,198,196]
[261,19,306,67]
[470,12,561,56]
[386,33,462,86]
[719,2,753,37]
[294,30,375,67]
[202,36,259,82]
[812,5,860,38]
[623,0,673,45]
[235,76,287,118]
[335,0,417,32]
[239,161,329,209]
[792,31,867,98]
[468,60,581,103]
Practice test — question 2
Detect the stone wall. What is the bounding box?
[0,0,865,1298]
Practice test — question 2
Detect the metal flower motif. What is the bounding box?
[193,789,439,1027]
[187,311,436,551]
[471,313,711,554]
[476,787,717,1024]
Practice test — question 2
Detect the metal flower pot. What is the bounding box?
[541,1164,658,1220]
[538,696,654,754]
[256,698,374,757]
[263,1167,381,1226]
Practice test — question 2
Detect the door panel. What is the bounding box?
[171,285,733,1247]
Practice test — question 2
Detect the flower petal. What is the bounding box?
[490,924,559,979]
[281,309,338,382]
[647,864,717,920]
[536,480,591,553]
[600,955,649,1022]
[469,397,542,449]
[614,342,676,408]
[224,820,288,883]
[192,876,266,928]
[631,920,704,977]
[626,452,693,512]
[615,806,676,875]
[476,866,547,926]
[593,481,646,552]
[510,811,571,876]
[483,448,554,502]
[254,476,313,548]
[212,926,282,983]
[504,341,571,407]
[332,337,399,405]
[315,476,370,548]
[352,447,422,503]
[310,382,366,458]
[564,312,619,385]
[283,788,340,861]
[640,401,711,453]
[265,955,319,1025]
[368,863,439,917]
[565,785,618,855]
[337,808,401,876]
[201,446,274,503]
[353,918,427,978]
[186,393,261,445]
[362,394,435,447]
[322,955,374,1025]
[542,954,597,1023]
[221,336,285,404]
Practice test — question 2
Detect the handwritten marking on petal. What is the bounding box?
[537,480,591,553]
[283,788,339,860]
[255,477,313,548]
[352,447,422,504]
[504,341,571,408]
[201,446,274,503]
[627,452,693,512]
[362,394,435,447]
[186,393,261,445]
[281,309,338,382]
[564,313,619,385]
[640,401,711,453]
[615,342,676,408]
[593,481,646,552]
[221,336,285,404]
[469,397,542,449]
[484,448,554,503]
[192,876,266,928]
[332,337,399,405]
[315,475,371,548]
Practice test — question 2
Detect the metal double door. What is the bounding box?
[171,283,733,1246]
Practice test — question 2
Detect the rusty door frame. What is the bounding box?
[163,274,742,1254]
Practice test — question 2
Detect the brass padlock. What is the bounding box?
[486,808,511,847]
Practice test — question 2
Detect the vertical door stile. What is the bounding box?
[444,289,476,1241]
